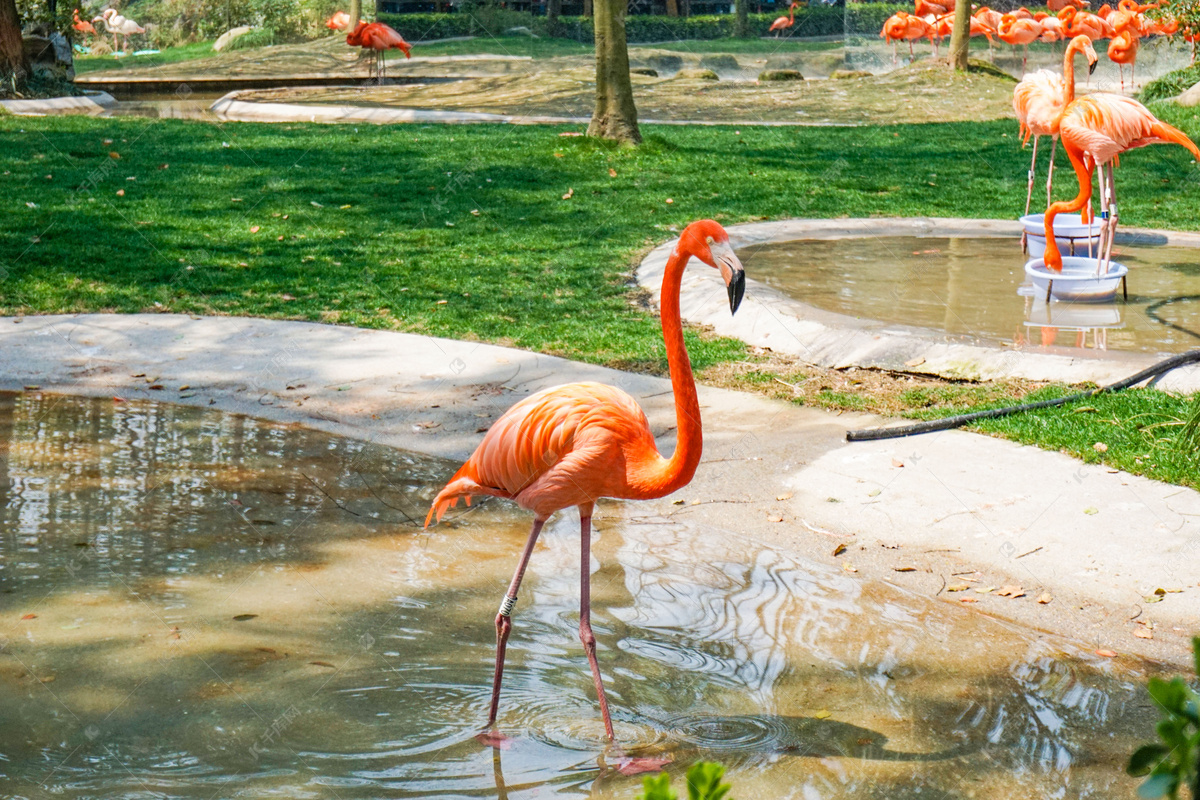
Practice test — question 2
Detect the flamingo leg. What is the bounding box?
[482,518,545,734]
[578,514,615,741]
[1103,166,1119,273]
[1046,136,1058,209]
[1025,134,1040,217]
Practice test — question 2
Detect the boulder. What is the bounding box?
[829,69,872,79]
[646,54,683,74]
[630,67,659,77]
[1177,80,1200,107]
[699,53,739,72]
[22,33,74,81]
[213,26,254,52]
[758,69,803,81]
[675,68,719,80]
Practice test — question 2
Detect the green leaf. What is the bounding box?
[1149,678,1189,715]
[686,762,732,800]
[639,771,677,800]
[1129,744,1171,776]
[1192,637,1200,681]
[1137,772,1179,799]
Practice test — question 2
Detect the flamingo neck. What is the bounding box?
[1043,145,1092,271]
[1062,41,1080,103]
[641,246,703,497]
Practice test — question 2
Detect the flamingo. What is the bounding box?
[1048,0,1090,12]
[1108,29,1139,89]
[1043,93,1200,272]
[881,11,935,62]
[424,219,746,759]
[326,10,351,30]
[345,20,412,83]
[1014,35,1097,220]
[915,0,953,16]
[1060,6,1114,40]
[72,8,95,35]
[1036,11,1067,43]
[998,14,1044,71]
[768,2,799,37]
[92,9,144,53]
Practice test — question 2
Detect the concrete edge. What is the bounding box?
[637,216,1200,390]
[0,90,116,115]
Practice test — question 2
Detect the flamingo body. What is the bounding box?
[768,2,798,35]
[326,11,351,30]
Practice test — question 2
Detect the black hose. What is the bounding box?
[846,349,1200,442]
[1143,295,1200,343]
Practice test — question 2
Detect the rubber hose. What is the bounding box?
[846,349,1200,442]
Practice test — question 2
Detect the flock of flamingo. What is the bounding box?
[71,7,145,54]
[883,0,1188,84]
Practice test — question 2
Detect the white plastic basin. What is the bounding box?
[1020,213,1102,259]
[1024,257,1128,303]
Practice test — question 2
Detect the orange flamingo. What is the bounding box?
[998,14,1044,71]
[1014,35,1097,217]
[1044,93,1200,272]
[768,2,799,36]
[326,11,351,30]
[915,0,953,16]
[1108,29,1139,89]
[1060,6,1115,40]
[425,219,746,756]
[1036,11,1068,41]
[72,8,95,35]
[346,20,412,83]
[881,11,935,62]
[1048,0,1090,11]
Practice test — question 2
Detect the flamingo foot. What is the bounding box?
[614,755,674,776]
[475,730,515,749]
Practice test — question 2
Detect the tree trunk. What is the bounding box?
[949,0,970,70]
[587,0,640,144]
[0,0,27,91]
[665,0,678,16]
[733,0,749,38]
[348,0,361,30]
[583,0,592,16]
[547,0,562,36]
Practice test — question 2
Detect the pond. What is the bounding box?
[740,235,1200,355]
[0,392,1165,797]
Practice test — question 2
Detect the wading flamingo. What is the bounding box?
[998,13,1044,71]
[92,9,145,53]
[1014,35,1097,218]
[425,219,746,763]
[1044,93,1200,272]
[769,2,799,36]
[326,10,351,30]
[346,20,412,83]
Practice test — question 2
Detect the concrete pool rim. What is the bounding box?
[635,216,1200,391]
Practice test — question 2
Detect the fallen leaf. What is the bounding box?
[109,151,120,159]
[842,563,858,573]
[178,385,190,391]
[340,204,352,209]
[23,385,39,391]
[39,675,55,683]
[309,661,336,668]
[608,168,617,177]
[891,458,904,468]
[947,583,970,592]
[1093,442,1108,453]
[1095,649,1118,658]
[1133,628,1153,640]
[833,543,847,557]
[904,357,926,368]
[776,492,793,501]
[893,566,917,572]
[562,188,574,200]
[867,489,881,497]
[671,499,685,505]
[311,201,323,207]
[232,614,258,621]
[975,586,995,594]
[959,597,978,603]
[21,613,36,620]
[813,710,832,720]
[767,515,784,523]
[250,226,260,233]
[1038,593,1052,604]
[665,198,674,204]
[1083,507,1099,515]
[997,585,1025,598]
[116,189,124,196]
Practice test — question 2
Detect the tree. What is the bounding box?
[0,0,27,92]
[948,0,971,70]
[547,0,563,37]
[733,0,749,37]
[587,0,640,144]
[348,0,361,31]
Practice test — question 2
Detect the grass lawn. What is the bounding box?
[74,41,218,75]
[3,112,1200,484]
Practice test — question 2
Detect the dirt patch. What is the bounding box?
[233,57,1018,125]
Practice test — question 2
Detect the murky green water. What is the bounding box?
[0,393,1166,797]
[740,236,1200,354]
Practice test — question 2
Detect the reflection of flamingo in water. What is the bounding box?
[92,9,144,53]
[345,21,412,83]
[424,219,746,771]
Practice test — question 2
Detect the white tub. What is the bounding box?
[1024,257,1129,303]
[1020,213,1103,258]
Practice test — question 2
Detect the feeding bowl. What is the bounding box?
[1024,256,1128,303]
[1020,213,1102,258]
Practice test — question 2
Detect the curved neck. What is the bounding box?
[643,247,703,496]
[1043,145,1092,270]
[1063,41,1081,103]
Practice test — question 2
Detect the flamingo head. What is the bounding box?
[1068,34,1099,71]
[678,220,746,315]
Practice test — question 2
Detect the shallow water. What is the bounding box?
[0,393,1166,797]
[741,235,1200,355]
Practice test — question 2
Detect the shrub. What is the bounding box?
[1126,637,1200,799]
[1140,62,1200,103]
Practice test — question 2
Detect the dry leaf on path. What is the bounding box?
[776,492,793,501]
[947,583,970,592]
[997,585,1025,598]
[1093,442,1108,452]
[842,563,858,573]
[832,543,847,557]
[1095,649,1118,658]
[904,357,925,368]
[891,458,904,468]
[1133,628,1153,639]
[893,566,916,572]
[1038,593,1052,604]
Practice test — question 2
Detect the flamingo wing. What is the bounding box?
[1061,93,1200,165]
[425,382,657,524]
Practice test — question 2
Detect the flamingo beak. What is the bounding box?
[710,242,746,315]
[1088,57,1097,74]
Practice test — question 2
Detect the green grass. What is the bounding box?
[1140,61,1200,105]
[74,40,218,75]
[4,113,1200,483]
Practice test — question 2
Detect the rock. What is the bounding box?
[758,69,803,81]
[630,67,658,77]
[699,53,739,72]
[646,54,684,74]
[1177,80,1200,107]
[504,26,538,37]
[213,26,254,52]
[830,69,872,79]
[675,68,719,80]
[22,33,74,81]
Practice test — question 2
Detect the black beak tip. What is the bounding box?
[728,271,746,316]
[1089,60,1097,74]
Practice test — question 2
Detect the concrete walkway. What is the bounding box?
[1,314,1197,665]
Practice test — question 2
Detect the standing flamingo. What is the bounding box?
[92,9,144,53]
[72,8,95,36]
[998,13,1044,72]
[346,20,412,83]
[1060,6,1115,40]
[1048,0,1090,12]
[1043,93,1200,272]
[768,2,799,36]
[1107,29,1139,89]
[424,219,746,761]
[326,11,351,30]
[881,11,935,62]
